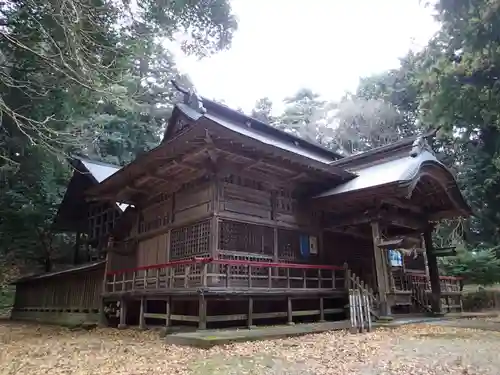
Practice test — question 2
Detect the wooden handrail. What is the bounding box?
[106,257,345,276]
[410,274,464,281]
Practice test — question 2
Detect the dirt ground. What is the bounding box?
[1,320,500,375]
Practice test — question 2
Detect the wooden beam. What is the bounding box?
[423,225,442,314]
[325,208,425,230]
[381,198,423,214]
[371,222,390,316]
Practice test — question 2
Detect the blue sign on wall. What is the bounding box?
[300,234,310,258]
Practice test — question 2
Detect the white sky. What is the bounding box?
[172,0,440,113]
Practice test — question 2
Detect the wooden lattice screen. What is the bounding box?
[277,229,301,262]
[170,220,211,260]
[88,203,119,240]
[219,220,273,255]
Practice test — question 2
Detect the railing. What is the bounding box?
[105,257,347,293]
[391,270,463,293]
[347,271,380,319]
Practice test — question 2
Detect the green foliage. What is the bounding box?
[440,246,500,286]
[0,0,238,272]
[247,0,500,281]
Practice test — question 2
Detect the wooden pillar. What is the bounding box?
[319,297,325,322]
[423,226,442,314]
[139,297,146,330]
[118,298,127,329]
[287,297,294,325]
[247,297,256,329]
[421,235,431,289]
[98,297,107,327]
[371,222,390,316]
[165,297,171,332]
[198,295,207,330]
[273,227,279,262]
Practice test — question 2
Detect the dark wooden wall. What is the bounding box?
[13,267,104,311]
[323,231,376,289]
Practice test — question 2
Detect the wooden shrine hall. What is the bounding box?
[11,87,470,330]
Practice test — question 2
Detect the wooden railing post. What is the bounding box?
[226,265,231,287]
[344,263,350,289]
[184,265,190,288]
[202,262,208,287]
[248,265,252,288]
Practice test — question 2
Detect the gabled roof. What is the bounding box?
[52,157,126,232]
[316,149,440,196]
[164,97,344,164]
[87,101,355,200]
[314,140,472,219]
[76,157,121,183]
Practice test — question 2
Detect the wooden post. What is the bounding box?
[247,297,255,329]
[421,236,431,289]
[139,297,146,330]
[423,226,442,314]
[118,298,127,329]
[98,297,107,327]
[165,297,171,330]
[357,290,364,333]
[226,265,231,287]
[273,227,279,263]
[371,222,390,316]
[166,229,171,263]
[248,265,252,288]
[319,297,325,322]
[343,263,350,290]
[287,297,294,325]
[184,266,190,288]
[198,294,207,330]
[202,262,208,287]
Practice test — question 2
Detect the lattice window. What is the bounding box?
[137,198,172,234]
[219,220,273,255]
[170,220,211,260]
[88,203,118,240]
[276,188,295,214]
[277,229,300,261]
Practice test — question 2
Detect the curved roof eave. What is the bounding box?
[314,150,473,218]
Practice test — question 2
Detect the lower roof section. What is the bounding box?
[12,261,105,284]
[315,148,472,220]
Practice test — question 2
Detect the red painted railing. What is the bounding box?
[105,257,346,293]
[392,271,463,293]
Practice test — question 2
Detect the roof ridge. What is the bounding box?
[70,155,122,169]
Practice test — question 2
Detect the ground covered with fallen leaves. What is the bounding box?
[1,320,499,375]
